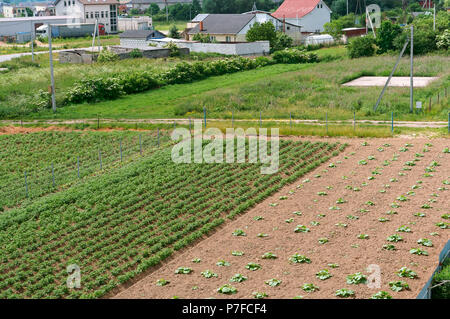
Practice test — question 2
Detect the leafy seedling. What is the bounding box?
[216,260,230,267]
[217,284,237,295]
[245,263,261,271]
[409,248,428,256]
[335,288,354,298]
[397,267,417,279]
[383,244,396,251]
[389,281,409,292]
[417,238,433,247]
[289,253,311,264]
[192,258,201,263]
[261,252,277,259]
[357,234,369,239]
[318,238,329,244]
[316,269,332,280]
[175,267,192,274]
[232,229,246,236]
[294,225,310,233]
[301,283,319,293]
[201,270,218,278]
[232,251,244,256]
[253,292,268,299]
[265,279,282,287]
[370,291,392,299]
[387,234,403,242]
[230,274,247,283]
[346,272,367,285]
[156,279,170,286]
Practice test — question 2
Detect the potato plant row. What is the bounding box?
[0,131,170,209]
[0,139,345,298]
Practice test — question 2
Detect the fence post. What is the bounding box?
[51,162,55,187]
[429,96,431,112]
[99,149,102,170]
[353,111,356,130]
[120,140,123,162]
[326,112,328,135]
[97,115,100,130]
[189,117,191,132]
[259,111,262,128]
[437,92,439,104]
[391,112,394,133]
[203,107,206,128]
[157,128,160,146]
[139,134,142,156]
[448,112,450,134]
[289,112,292,128]
[232,110,234,128]
[24,170,28,198]
[77,156,80,178]
[173,121,176,129]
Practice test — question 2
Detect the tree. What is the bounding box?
[246,21,277,48]
[169,25,181,39]
[376,20,402,53]
[192,0,202,17]
[146,3,160,15]
[323,14,358,40]
[436,29,450,50]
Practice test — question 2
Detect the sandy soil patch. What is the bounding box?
[343,76,439,87]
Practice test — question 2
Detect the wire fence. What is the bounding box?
[0,130,171,209]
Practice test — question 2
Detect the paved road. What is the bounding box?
[1,118,448,128]
[0,47,99,63]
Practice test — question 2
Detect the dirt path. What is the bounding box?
[113,137,449,299]
[1,118,449,128]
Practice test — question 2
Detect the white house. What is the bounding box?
[54,0,119,33]
[272,0,331,33]
[3,4,34,17]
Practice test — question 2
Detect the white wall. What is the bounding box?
[286,0,331,33]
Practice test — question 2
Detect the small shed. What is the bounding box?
[119,29,165,47]
[341,27,367,44]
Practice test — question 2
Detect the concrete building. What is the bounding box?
[54,0,119,33]
[119,29,165,46]
[118,15,152,30]
[0,15,77,37]
[33,2,56,16]
[187,12,303,44]
[131,0,202,11]
[272,0,331,33]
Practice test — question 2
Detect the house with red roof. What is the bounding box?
[272,0,331,33]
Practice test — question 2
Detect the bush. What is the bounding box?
[347,36,376,59]
[272,48,318,64]
[129,49,143,58]
[393,28,437,55]
[271,32,293,52]
[163,41,180,57]
[97,49,120,63]
[376,20,402,53]
[117,72,159,94]
[169,25,181,39]
[436,29,450,50]
[66,78,123,103]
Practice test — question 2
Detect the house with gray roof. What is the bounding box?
[187,12,303,44]
[119,29,165,47]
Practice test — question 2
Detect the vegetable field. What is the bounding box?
[0,131,170,209]
[114,138,449,299]
[0,138,344,298]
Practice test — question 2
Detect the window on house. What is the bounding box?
[95,11,99,18]
[90,12,93,18]
[64,1,66,6]
[85,12,89,19]
[225,36,231,42]
[101,11,104,18]
[105,12,108,18]
[287,26,290,30]
[72,0,75,5]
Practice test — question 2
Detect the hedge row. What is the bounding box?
[61,54,316,106]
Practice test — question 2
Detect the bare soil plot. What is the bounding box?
[114,137,449,299]
[342,76,439,87]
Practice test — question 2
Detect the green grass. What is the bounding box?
[153,20,189,32]
[31,53,450,122]
[0,138,344,298]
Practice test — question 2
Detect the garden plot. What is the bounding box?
[342,76,439,87]
[114,138,449,299]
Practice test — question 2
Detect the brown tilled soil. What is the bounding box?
[112,137,449,299]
